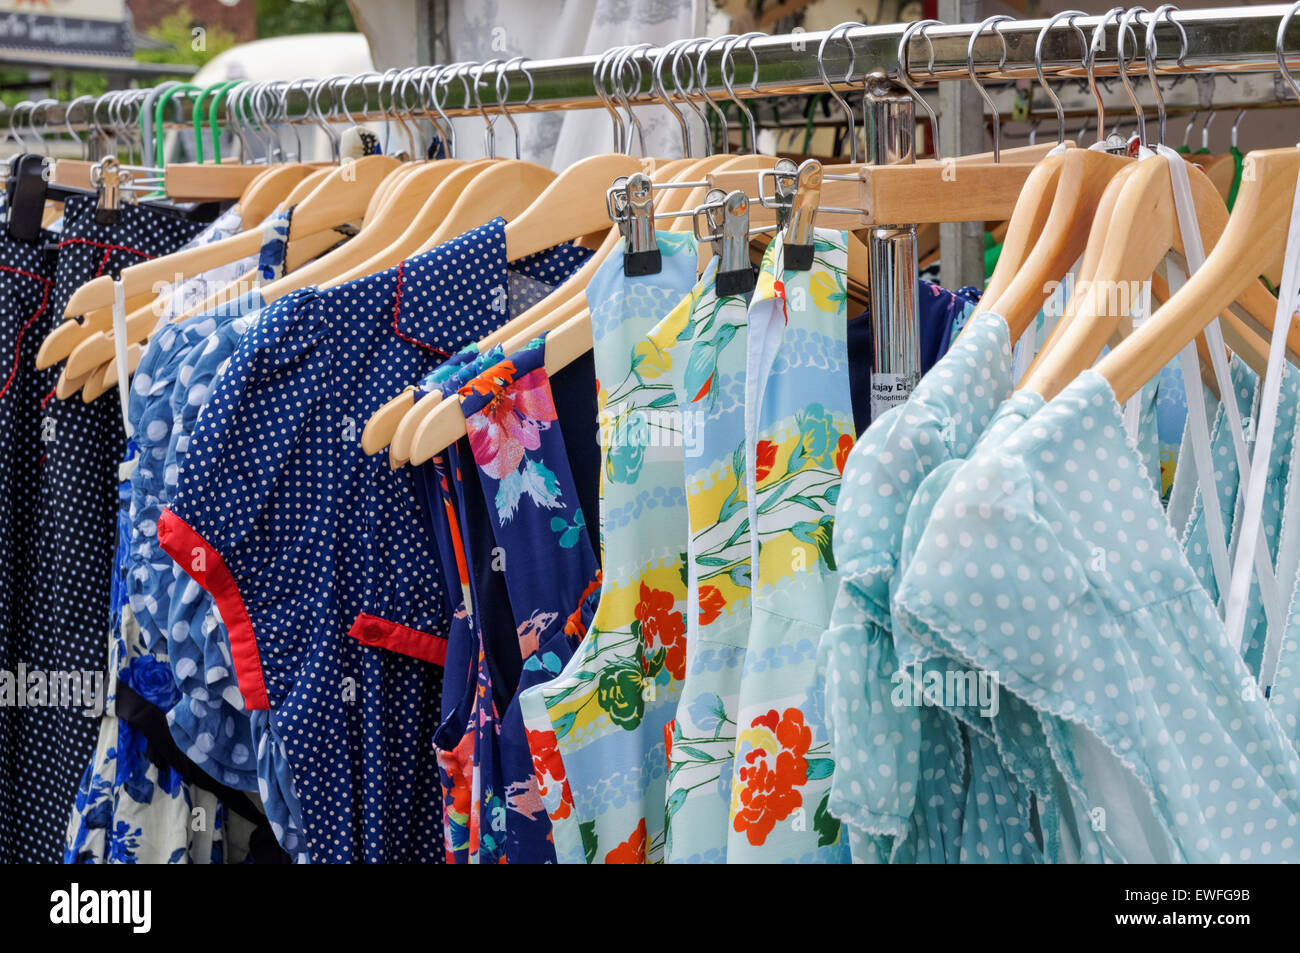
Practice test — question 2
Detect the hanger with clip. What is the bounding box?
[371,42,686,462]
[390,40,727,466]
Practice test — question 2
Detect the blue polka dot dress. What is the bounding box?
[822,310,1043,863]
[0,228,60,862]
[159,218,591,861]
[892,369,1300,862]
[12,196,207,862]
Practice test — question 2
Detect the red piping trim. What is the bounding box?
[57,237,155,262]
[157,508,270,710]
[390,258,450,358]
[0,266,52,401]
[348,612,448,666]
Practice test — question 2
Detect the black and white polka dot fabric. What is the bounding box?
[159,217,591,862]
[0,229,58,864]
[9,196,206,863]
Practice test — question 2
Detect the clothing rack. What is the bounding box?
[4,4,1299,422]
[4,8,1300,134]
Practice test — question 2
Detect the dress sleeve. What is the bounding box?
[158,290,331,711]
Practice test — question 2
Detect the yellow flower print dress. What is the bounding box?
[647,259,753,863]
[517,232,700,863]
[726,232,854,861]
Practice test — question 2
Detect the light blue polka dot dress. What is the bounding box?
[822,311,1041,862]
[893,369,1300,862]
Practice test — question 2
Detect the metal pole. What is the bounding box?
[864,72,920,418]
[5,8,1300,135]
[939,0,986,293]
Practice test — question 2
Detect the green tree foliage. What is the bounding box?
[256,0,356,38]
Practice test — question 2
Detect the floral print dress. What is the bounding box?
[457,336,601,862]
[643,257,756,863]
[64,447,248,864]
[519,232,700,863]
[725,232,853,862]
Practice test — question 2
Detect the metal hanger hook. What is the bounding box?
[1087,8,1126,146]
[816,22,863,163]
[671,37,712,156]
[697,35,736,155]
[722,32,763,154]
[496,56,532,159]
[64,94,93,159]
[967,15,1012,162]
[592,46,625,154]
[471,60,503,158]
[898,19,943,158]
[1035,11,1088,147]
[1145,5,1187,146]
[423,64,457,158]
[611,46,650,157]
[654,40,692,157]
[1277,1,1300,106]
[1116,7,1150,149]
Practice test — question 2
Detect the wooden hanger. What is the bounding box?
[62,224,351,385]
[984,147,1132,337]
[1097,148,1300,403]
[58,155,399,318]
[380,157,713,463]
[1021,154,1283,401]
[502,153,647,261]
[306,160,500,294]
[37,164,334,373]
[69,160,460,399]
[411,160,558,256]
[235,164,312,225]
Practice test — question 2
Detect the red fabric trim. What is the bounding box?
[0,266,52,401]
[390,258,450,358]
[57,237,155,263]
[348,612,448,667]
[39,386,56,410]
[157,508,270,710]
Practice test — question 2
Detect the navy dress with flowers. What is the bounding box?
[456,336,601,863]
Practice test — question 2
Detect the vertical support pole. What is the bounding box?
[863,72,919,419]
[938,0,986,293]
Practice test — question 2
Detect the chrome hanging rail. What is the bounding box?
[2,5,1300,136]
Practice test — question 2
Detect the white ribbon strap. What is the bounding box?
[1224,150,1300,653]
[1156,144,1236,608]
[1161,145,1281,626]
[112,277,133,441]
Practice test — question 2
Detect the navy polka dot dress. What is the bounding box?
[0,228,58,863]
[159,218,591,861]
[8,196,207,863]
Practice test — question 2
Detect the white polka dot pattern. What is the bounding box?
[893,369,1300,863]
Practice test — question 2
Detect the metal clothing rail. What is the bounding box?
[3,5,1299,440]
[2,6,1300,136]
